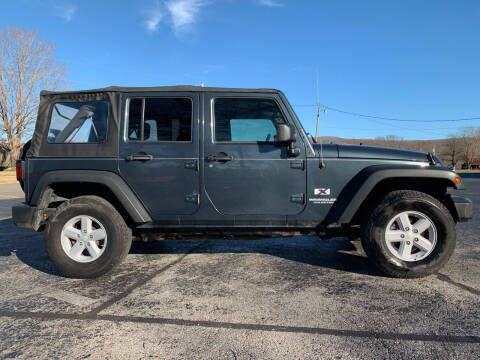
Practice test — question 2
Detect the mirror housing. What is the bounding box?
[276,124,295,143]
[276,124,300,157]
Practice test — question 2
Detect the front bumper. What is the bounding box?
[450,196,473,222]
[12,204,39,229]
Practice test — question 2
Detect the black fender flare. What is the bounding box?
[30,170,152,224]
[325,165,462,225]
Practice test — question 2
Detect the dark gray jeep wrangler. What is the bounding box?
[12,86,472,278]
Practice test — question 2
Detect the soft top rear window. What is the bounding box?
[47,101,109,143]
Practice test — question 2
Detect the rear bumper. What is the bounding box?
[12,204,38,229]
[450,196,473,222]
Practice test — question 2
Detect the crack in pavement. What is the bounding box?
[0,310,478,344]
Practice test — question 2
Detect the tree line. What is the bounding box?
[442,127,480,169]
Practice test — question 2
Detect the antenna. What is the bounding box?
[314,68,320,140]
[315,102,320,140]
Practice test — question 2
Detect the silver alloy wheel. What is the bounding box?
[384,211,437,262]
[60,215,107,263]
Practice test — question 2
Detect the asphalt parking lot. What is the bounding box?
[0,181,479,359]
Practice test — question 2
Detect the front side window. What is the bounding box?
[214,98,286,142]
[48,101,108,143]
[128,98,192,142]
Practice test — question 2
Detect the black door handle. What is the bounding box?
[207,153,233,162]
[126,154,153,161]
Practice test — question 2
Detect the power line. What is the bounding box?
[294,104,480,123]
[338,115,447,137]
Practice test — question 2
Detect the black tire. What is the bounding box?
[361,190,456,278]
[44,196,132,278]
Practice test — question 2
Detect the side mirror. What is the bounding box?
[276,124,300,157]
[276,124,295,143]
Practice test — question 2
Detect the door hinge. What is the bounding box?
[290,160,304,170]
[290,193,305,204]
[185,194,200,204]
[184,160,199,171]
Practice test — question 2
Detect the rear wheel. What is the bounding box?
[361,190,456,278]
[44,196,132,278]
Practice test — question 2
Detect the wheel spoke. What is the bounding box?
[87,242,101,258]
[385,231,405,242]
[398,241,413,259]
[414,236,433,252]
[69,241,85,258]
[397,213,411,231]
[81,216,92,234]
[413,218,431,234]
[63,226,81,240]
[89,228,106,242]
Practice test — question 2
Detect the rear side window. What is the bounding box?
[48,101,108,143]
[214,98,286,142]
[127,98,192,142]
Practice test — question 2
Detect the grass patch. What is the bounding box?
[456,169,480,173]
[0,170,17,184]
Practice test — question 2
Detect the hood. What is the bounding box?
[336,144,431,162]
[311,143,339,158]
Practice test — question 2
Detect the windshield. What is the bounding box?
[278,93,315,150]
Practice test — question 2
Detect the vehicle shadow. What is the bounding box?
[0,218,382,278]
[0,218,64,276]
[130,235,382,277]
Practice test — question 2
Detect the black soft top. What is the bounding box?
[40,85,280,96]
[29,86,281,158]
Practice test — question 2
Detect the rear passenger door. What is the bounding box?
[119,93,199,219]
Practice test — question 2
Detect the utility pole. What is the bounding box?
[314,102,321,142]
[314,68,321,142]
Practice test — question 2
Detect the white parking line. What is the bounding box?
[46,290,98,307]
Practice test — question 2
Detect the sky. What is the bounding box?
[1,0,479,140]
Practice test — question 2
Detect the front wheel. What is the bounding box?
[44,196,132,278]
[361,190,456,278]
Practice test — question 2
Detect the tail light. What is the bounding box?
[16,160,23,181]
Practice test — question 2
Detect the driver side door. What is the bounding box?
[203,93,307,220]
